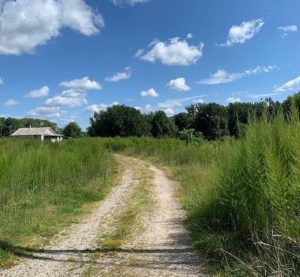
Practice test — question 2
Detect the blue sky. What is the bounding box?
[0,0,299,129]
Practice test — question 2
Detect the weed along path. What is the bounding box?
[0,155,205,277]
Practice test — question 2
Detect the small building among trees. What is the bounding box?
[10,127,63,142]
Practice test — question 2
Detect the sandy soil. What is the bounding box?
[0,155,205,277]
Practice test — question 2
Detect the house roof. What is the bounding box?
[11,127,63,137]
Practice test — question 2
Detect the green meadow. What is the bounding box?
[0,139,116,267]
[0,112,300,275]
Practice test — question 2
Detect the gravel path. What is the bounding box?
[86,157,206,276]
[0,155,205,277]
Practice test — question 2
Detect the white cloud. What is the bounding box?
[226,97,241,104]
[220,18,264,47]
[4,99,20,107]
[199,70,243,85]
[105,67,132,82]
[111,0,150,7]
[145,95,205,115]
[244,65,277,75]
[45,89,87,108]
[60,77,101,90]
[278,25,298,37]
[192,98,204,104]
[0,0,104,55]
[136,35,204,66]
[248,92,283,100]
[26,86,49,98]
[167,77,191,91]
[275,76,300,92]
[84,101,119,113]
[85,104,108,113]
[199,66,276,85]
[140,88,159,97]
[28,106,61,118]
[186,33,193,39]
[0,77,4,85]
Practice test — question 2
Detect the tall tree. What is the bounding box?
[63,122,82,138]
[88,105,151,137]
[193,103,229,140]
[173,112,193,131]
[150,111,177,138]
[227,103,254,137]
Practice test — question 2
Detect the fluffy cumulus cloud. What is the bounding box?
[220,18,264,47]
[84,101,119,113]
[60,77,101,90]
[28,106,61,118]
[136,35,204,66]
[45,89,87,108]
[105,67,132,82]
[4,99,20,106]
[26,86,49,98]
[0,0,104,55]
[111,0,150,7]
[167,78,191,91]
[275,76,300,92]
[226,97,241,104]
[199,66,276,85]
[140,88,159,97]
[278,25,298,37]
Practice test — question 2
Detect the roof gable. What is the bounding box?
[11,127,62,137]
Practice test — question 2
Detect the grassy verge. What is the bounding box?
[0,138,117,268]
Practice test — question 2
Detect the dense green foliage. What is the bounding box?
[0,117,59,137]
[149,110,177,138]
[63,122,82,138]
[0,139,116,266]
[102,112,300,275]
[88,105,151,137]
[88,94,300,141]
[207,113,300,275]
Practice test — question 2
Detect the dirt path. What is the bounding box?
[0,155,205,277]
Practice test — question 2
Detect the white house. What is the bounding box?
[10,127,63,142]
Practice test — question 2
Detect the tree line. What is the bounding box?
[0,117,59,137]
[88,93,300,140]
[1,93,299,140]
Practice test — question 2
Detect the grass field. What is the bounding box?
[0,139,117,267]
[102,114,300,276]
[1,113,299,275]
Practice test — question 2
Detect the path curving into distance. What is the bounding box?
[0,155,206,277]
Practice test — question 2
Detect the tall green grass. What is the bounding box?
[203,113,300,275]
[102,114,300,275]
[0,138,116,267]
[1,114,299,274]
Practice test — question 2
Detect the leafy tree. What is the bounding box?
[0,118,5,137]
[173,112,193,131]
[228,103,253,137]
[63,122,82,138]
[150,111,177,138]
[282,92,300,118]
[88,105,151,137]
[193,103,229,140]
